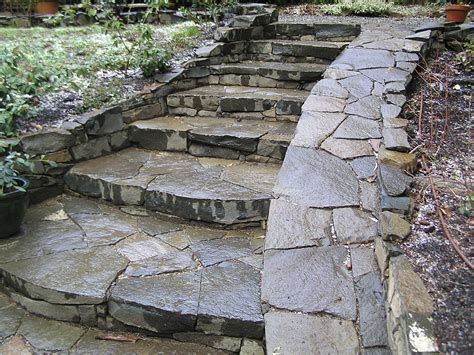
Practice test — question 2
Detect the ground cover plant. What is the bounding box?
[0,21,207,137]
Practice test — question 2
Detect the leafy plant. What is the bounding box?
[0,144,56,196]
[457,194,474,217]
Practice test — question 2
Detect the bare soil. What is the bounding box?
[402,47,473,353]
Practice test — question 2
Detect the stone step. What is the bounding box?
[247,39,348,61]
[209,61,327,84]
[64,147,279,224]
[166,85,307,120]
[0,194,265,340]
[129,116,295,161]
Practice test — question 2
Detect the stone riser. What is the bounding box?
[0,279,264,340]
[167,94,304,120]
[128,124,290,162]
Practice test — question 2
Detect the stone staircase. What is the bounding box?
[0,5,362,349]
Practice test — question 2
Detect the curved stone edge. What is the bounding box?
[262,24,441,355]
[375,29,441,354]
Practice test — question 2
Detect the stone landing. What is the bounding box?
[0,195,265,342]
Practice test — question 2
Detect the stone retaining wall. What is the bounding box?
[262,23,440,354]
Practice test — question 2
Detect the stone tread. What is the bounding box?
[0,196,265,339]
[129,116,295,156]
[64,147,279,224]
[167,85,308,114]
[210,61,327,81]
[168,85,307,100]
[247,39,349,59]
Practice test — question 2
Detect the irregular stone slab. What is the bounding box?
[361,68,410,84]
[355,272,388,348]
[265,199,331,249]
[125,248,196,277]
[291,111,346,148]
[265,311,359,354]
[0,247,128,304]
[240,338,264,355]
[0,303,25,340]
[349,30,393,47]
[380,211,411,241]
[197,261,264,338]
[351,156,377,179]
[360,181,380,212]
[262,246,357,319]
[301,95,346,113]
[379,146,417,173]
[332,48,394,70]
[324,68,359,80]
[385,81,406,94]
[380,164,412,196]
[189,124,269,153]
[109,270,201,334]
[75,106,123,136]
[350,246,379,278]
[72,212,137,247]
[145,166,273,225]
[363,38,405,51]
[333,208,378,244]
[321,136,373,159]
[20,128,75,154]
[384,118,408,129]
[17,315,85,351]
[386,94,407,107]
[70,136,112,161]
[9,291,80,323]
[115,232,177,262]
[310,78,349,98]
[268,39,344,60]
[0,336,33,354]
[67,148,278,224]
[345,95,381,120]
[383,127,410,152]
[381,103,402,119]
[189,142,240,160]
[129,118,191,151]
[374,237,403,279]
[238,254,263,270]
[339,74,373,98]
[139,216,182,236]
[157,230,191,250]
[190,237,253,267]
[387,255,437,354]
[381,195,411,214]
[333,115,381,139]
[395,51,419,62]
[211,61,326,82]
[173,332,242,352]
[274,146,359,208]
[73,329,226,354]
[0,219,86,264]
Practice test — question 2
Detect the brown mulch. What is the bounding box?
[401,47,473,353]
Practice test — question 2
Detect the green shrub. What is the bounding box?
[321,0,394,16]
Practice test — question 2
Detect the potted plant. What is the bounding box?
[36,0,59,16]
[0,147,56,238]
[445,1,471,23]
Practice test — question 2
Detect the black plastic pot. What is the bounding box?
[0,177,29,239]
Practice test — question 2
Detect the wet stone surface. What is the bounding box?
[65,147,279,224]
[0,194,265,339]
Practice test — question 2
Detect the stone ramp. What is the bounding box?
[129,116,295,161]
[0,195,265,341]
[64,147,279,224]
